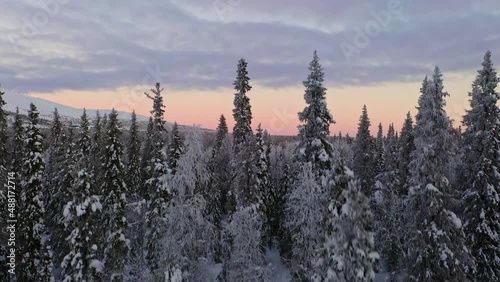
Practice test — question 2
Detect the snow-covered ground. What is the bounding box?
[264,248,390,282]
[375,272,389,282]
[266,248,292,282]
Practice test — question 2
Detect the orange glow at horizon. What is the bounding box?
[29,72,474,136]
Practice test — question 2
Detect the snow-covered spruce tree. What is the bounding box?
[207,118,233,232]
[275,153,293,259]
[159,193,216,282]
[207,113,230,221]
[231,58,258,208]
[255,123,274,248]
[50,126,76,278]
[45,108,63,190]
[144,83,172,278]
[297,50,335,174]
[214,114,228,154]
[228,58,267,280]
[127,110,142,201]
[353,105,375,196]
[45,115,78,278]
[203,144,225,234]
[226,205,269,282]
[405,70,472,282]
[322,176,379,282]
[168,121,183,175]
[19,103,54,281]
[286,163,327,279]
[126,111,148,282]
[290,51,358,280]
[462,50,500,281]
[157,127,216,281]
[92,111,105,189]
[143,82,169,201]
[374,123,405,280]
[171,127,210,199]
[45,108,63,225]
[9,108,23,272]
[398,112,415,195]
[140,116,154,200]
[101,113,108,133]
[11,107,23,171]
[101,109,129,281]
[0,86,8,281]
[232,58,253,155]
[374,122,385,177]
[61,109,103,281]
[384,124,398,170]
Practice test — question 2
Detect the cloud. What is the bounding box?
[0,0,498,93]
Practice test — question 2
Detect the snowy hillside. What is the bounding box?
[3,91,149,122]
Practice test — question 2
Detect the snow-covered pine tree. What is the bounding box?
[101,109,129,281]
[61,109,103,281]
[144,83,172,277]
[405,69,472,281]
[255,123,273,248]
[297,50,335,174]
[168,122,183,175]
[0,86,8,281]
[462,50,500,281]
[231,58,258,208]
[353,105,375,196]
[398,112,415,195]
[19,103,54,281]
[127,110,142,201]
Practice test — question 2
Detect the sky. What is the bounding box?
[0,0,499,135]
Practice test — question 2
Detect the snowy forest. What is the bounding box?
[0,50,499,282]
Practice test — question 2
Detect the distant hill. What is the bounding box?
[3,92,214,132]
[3,92,150,122]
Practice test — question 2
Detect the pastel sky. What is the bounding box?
[1,0,499,135]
